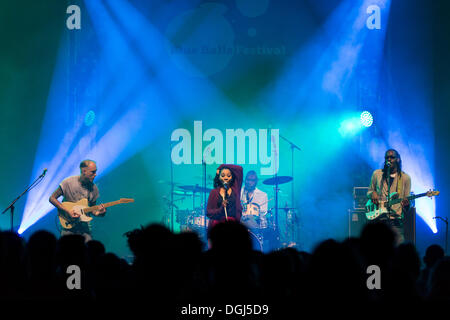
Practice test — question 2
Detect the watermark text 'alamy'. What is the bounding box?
[171,121,279,175]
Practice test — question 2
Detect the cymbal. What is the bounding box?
[194,175,214,180]
[157,180,181,185]
[262,176,293,185]
[178,185,212,193]
[173,190,200,197]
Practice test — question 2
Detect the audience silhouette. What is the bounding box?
[0,219,448,310]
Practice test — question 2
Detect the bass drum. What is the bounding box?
[248,230,263,252]
[193,214,209,228]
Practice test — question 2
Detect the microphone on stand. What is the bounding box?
[223,182,229,198]
[39,168,48,178]
[222,182,229,220]
[385,161,391,176]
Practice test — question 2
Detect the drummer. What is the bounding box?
[240,170,269,230]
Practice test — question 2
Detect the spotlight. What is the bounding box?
[84,110,96,127]
[360,111,373,127]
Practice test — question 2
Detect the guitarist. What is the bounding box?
[49,160,106,242]
[367,149,411,244]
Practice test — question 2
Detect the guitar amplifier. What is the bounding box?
[348,208,416,242]
[403,207,416,244]
[353,187,369,210]
[348,209,368,238]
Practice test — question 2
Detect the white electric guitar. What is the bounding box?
[365,190,439,220]
[59,198,134,229]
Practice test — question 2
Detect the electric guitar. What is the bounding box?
[59,198,134,229]
[365,190,439,220]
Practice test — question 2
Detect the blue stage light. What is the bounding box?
[84,110,96,126]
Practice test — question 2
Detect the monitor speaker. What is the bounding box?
[348,209,367,238]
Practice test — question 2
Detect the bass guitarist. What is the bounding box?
[367,149,411,244]
[49,160,106,242]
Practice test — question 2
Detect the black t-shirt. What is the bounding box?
[216,190,237,218]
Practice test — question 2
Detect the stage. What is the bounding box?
[1,0,449,261]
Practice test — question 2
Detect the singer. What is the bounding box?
[206,164,243,232]
[367,149,411,244]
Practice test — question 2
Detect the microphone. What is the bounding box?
[40,168,48,178]
[223,182,229,200]
[222,182,229,220]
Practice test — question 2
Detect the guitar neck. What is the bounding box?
[84,200,122,213]
[388,192,429,205]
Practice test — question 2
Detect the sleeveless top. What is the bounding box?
[216,190,237,219]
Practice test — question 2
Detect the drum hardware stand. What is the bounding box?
[280,134,301,247]
[263,175,293,250]
[191,185,201,234]
[169,139,175,232]
[192,186,197,212]
[2,169,47,232]
[272,176,283,250]
[202,159,207,236]
[273,136,281,249]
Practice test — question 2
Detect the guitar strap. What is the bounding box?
[391,173,405,218]
[397,173,403,199]
[382,173,404,219]
[383,173,403,196]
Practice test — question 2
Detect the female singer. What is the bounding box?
[206,164,243,231]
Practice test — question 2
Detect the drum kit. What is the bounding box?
[241,202,274,252]
[164,175,298,252]
[167,185,212,234]
[241,175,297,252]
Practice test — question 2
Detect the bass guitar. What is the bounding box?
[59,198,134,229]
[365,190,439,220]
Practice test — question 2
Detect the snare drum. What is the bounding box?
[241,203,261,229]
[193,215,208,227]
[259,213,268,229]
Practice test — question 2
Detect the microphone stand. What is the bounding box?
[434,216,448,254]
[223,184,229,221]
[386,164,391,220]
[1,171,46,232]
[280,135,301,211]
